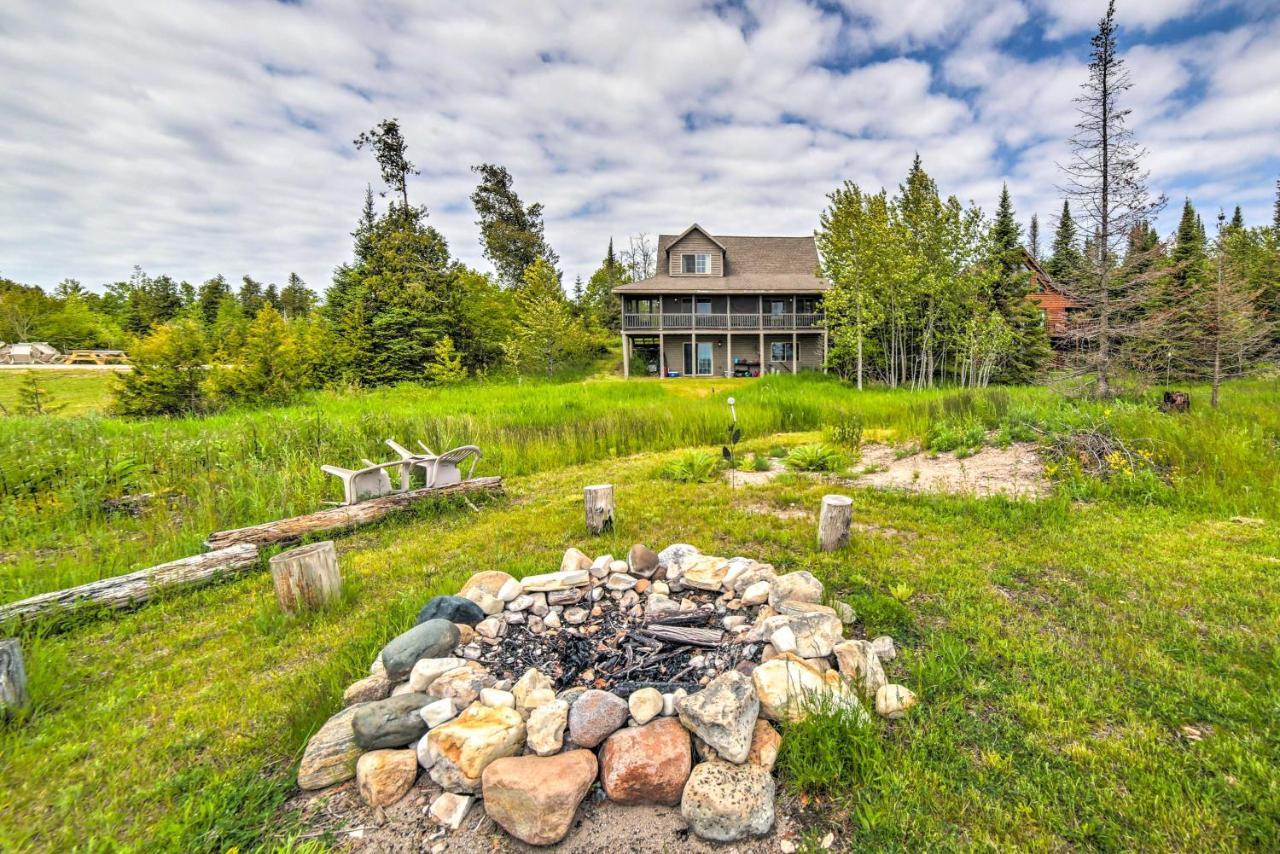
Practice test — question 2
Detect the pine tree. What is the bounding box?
[196,275,232,327]
[1028,214,1041,262]
[1046,201,1084,284]
[279,273,315,318]
[1171,198,1207,292]
[987,184,1050,383]
[470,163,559,288]
[1230,206,1244,231]
[16,371,63,415]
[239,276,265,317]
[1059,0,1164,397]
[580,239,627,332]
[425,335,467,384]
[263,283,281,310]
[1274,177,1280,232]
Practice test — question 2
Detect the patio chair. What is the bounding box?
[320,459,402,505]
[422,445,481,487]
[384,439,436,490]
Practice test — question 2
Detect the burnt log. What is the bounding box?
[641,625,725,647]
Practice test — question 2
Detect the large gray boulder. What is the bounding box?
[352,693,433,749]
[681,760,776,842]
[380,619,460,680]
[676,671,759,764]
[416,595,485,626]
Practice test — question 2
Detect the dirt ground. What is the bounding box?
[291,777,803,853]
[845,442,1048,499]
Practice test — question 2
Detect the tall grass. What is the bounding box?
[2,372,1277,599]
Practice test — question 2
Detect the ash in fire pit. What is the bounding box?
[300,542,918,849]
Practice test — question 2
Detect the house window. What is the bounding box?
[1037,309,1048,328]
[682,253,709,274]
[770,342,794,362]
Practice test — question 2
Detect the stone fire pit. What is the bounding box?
[297,544,917,847]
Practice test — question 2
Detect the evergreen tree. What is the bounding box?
[197,275,232,326]
[471,163,559,288]
[1274,177,1280,232]
[354,119,417,213]
[16,371,63,416]
[1171,198,1207,292]
[504,260,595,378]
[1046,201,1084,283]
[580,239,627,332]
[1230,206,1245,231]
[425,335,467,384]
[112,318,210,416]
[210,296,248,362]
[279,273,315,318]
[239,275,265,317]
[987,184,1050,383]
[263,282,281,310]
[1028,214,1041,262]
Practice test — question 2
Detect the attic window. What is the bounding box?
[682,253,709,274]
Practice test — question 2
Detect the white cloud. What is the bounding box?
[0,0,1276,295]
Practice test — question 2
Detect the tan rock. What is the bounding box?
[356,749,418,807]
[628,687,663,726]
[746,720,782,772]
[740,580,771,607]
[428,663,496,706]
[344,673,392,705]
[423,703,526,793]
[752,653,862,722]
[560,547,594,573]
[763,612,843,658]
[482,750,598,846]
[522,569,590,592]
[599,718,692,805]
[675,671,758,764]
[730,562,777,597]
[683,555,731,591]
[834,639,888,696]
[428,792,473,830]
[512,667,554,714]
[460,570,516,599]
[298,703,366,790]
[768,571,824,609]
[681,760,775,842]
[463,589,504,616]
[455,624,476,645]
[527,699,569,755]
[407,656,470,693]
[870,635,897,661]
[875,684,917,719]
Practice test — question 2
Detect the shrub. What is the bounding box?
[112,318,210,416]
[661,449,722,483]
[745,452,772,472]
[925,418,987,457]
[777,694,884,797]
[785,443,844,472]
[827,411,864,448]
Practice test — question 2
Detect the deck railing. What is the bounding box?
[623,312,824,331]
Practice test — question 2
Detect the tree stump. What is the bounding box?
[817,494,853,552]
[1161,391,1191,413]
[270,541,342,614]
[0,638,29,713]
[584,484,615,535]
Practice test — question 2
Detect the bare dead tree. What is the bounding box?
[1058,0,1165,398]
[621,233,656,282]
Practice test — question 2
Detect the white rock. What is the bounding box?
[721,557,756,592]
[503,611,525,625]
[419,697,459,729]
[428,792,473,830]
[475,616,504,639]
[722,616,747,630]
[526,699,569,755]
[608,559,629,575]
[408,657,470,692]
[834,640,888,696]
[875,684,916,719]
[870,635,897,661]
[480,688,516,709]
[544,612,561,630]
[740,580,771,607]
[507,594,536,612]
[662,688,687,716]
[560,547,593,573]
[763,613,842,659]
[833,602,857,625]
[463,588,504,616]
[564,607,588,625]
[529,593,549,616]
[769,625,797,654]
[768,571,824,610]
[650,580,670,596]
[591,554,614,573]
[496,578,524,602]
[605,573,638,591]
[513,668,555,715]
[390,681,415,696]
[522,570,590,592]
[628,687,664,725]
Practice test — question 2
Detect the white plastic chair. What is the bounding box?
[422,445,481,487]
[320,460,401,505]
[384,439,436,490]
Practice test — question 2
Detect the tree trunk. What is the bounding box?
[0,638,28,712]
[0,544,259,626]
[206,476,503,550]
[270,541,342,614]
[584,484,615,535]
[818,494,854,552]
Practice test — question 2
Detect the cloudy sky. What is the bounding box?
[2,0,1278,295]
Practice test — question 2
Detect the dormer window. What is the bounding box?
[682,253,709,274]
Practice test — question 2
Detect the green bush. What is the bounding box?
[776,695,884,797]
[661,449,722,483]
[827,411,864,448]
[785,443,844,472]
[925,418,987,457]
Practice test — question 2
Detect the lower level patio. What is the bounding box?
[622,331,827,378]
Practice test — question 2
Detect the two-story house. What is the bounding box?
[613,224,829,378]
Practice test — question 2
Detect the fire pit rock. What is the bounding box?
[303,543,918,847]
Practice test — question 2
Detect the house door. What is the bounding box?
[682,342,693,376]
[682,342,713,375]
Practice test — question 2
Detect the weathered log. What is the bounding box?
[205,476,504,550]
[0,543,260,626]
[270,540,342,613]
[642,625,725,647]
[817,494,853,552]
[584,484,614,535]
[0,638,28,712]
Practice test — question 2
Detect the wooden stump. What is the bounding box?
[270,541,342,614]
[0,638,29,713]
[584,484,615,535]
[817,494,853,552]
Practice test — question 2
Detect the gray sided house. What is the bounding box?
[613,224,829,378]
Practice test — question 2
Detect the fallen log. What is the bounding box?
[205,476,504,550]
[0,543,260,626]
[641,625,725,648]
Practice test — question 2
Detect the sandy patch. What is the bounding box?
[291,777,800,853]
[844,442,1048,499]
[742,501,811,520]
[725,459,787,486]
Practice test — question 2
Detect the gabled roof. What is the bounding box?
[1022,247,1081,305]
[666,222,727,254]
[615,226,827,294]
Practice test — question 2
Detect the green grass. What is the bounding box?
[1,439,1278,850]
[1,374,1280,849]
[0,369,117,416]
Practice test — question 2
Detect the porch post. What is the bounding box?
[759,331,765,376]
[823,329,829,374]
[692,331,697,377]
[792,331,797,374]
[622,333,630,379]
[659,332,665,378]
